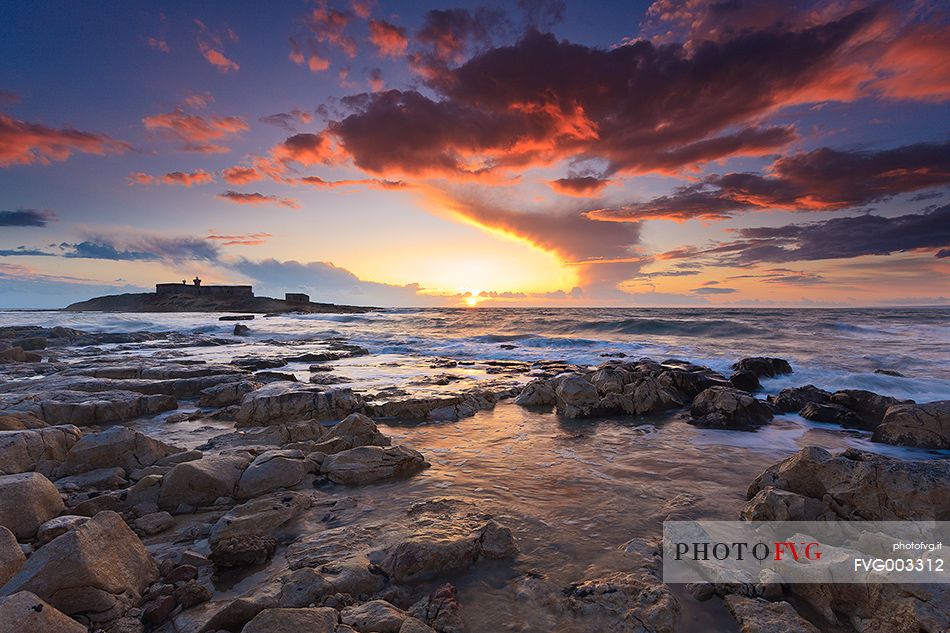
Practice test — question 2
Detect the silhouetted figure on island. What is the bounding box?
[193,276,202,287]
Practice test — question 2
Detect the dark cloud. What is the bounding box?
[321,11,886,180]
[549,176,611,197]
[591,142,950,221]
[661,205,950,265]
[691,286,737,294]
[0,246,55,257]
[259,109,314,132]
[0,209,56,227]
[61,235,220,262]
[217,190,300,209]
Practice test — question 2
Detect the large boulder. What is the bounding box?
[872,400,950,449]
[235,383,363,427]
[799,401,864,427]
[622,376,685,415]
[0,591,86,633]
[310,412,391,454]
[242,607,339,633]
[209,492,311,567]
[554,373,601,418]
[767,385,831,413]
[366,389,501,422]
[829,389,910,429]
[0,511,157,623]
[236,449,313,499]
[0,527,25,586]
[57,426,181,476]
[342,600,408,632]
[746,446,950,521]
[0,425,81,475]
[724,595,819,633]
[732,357,792,378]
[158,454,250,510]
[562,571,678,633]
[321,445,429,485]
[688,386,773,429]
[0,472,64,539]
[513,379,557,406]
[376,500,517,584]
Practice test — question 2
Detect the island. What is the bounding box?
[63,277,376,313]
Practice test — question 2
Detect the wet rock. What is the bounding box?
[366,389,500,422]
[0,527,25,586]
[58,426,181,476]
[0,511,157,623]
[236,383,363,427]
[829,389,911,429]
[0,425,81,475]
[233,323,251,336]
[766,385,831,413]
[746,446,950,520]
[342,600,408,632]
[732,357,792,378]
[11,337,46,351]
[409,583,464,633]
[729,370,761,392]
[873,400,950,448]
[0,347,42,363]
[142,593,176,627]
[799,401,864,427]
[36,389,177,426]
[0,472,64,539]
[874,368,905,377]
[242,607,339,633]
[311,412,391,454]
[0,591,86,633]
[36,515,88,544]
[513,379,557,406]
[623,375,685,415]
[590,366,632,394]
[724,595,819,633]
[236,449,314,499]
[256,371,299,382]
[562,571,678,633]
[321,445,429,485]
[377,501,516,583]
[158,454,251,510]
[233,356,287,370]
[688,386,773,429]
[209,491,311,566]
[198,380,261,407]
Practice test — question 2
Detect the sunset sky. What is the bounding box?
[1,0,948,308]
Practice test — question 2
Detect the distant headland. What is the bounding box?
[62,277,376,313]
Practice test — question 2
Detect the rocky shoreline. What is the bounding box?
[0,322,947,633]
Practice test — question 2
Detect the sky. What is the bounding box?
[0,0,948,308]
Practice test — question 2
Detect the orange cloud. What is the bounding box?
[0,113,129,167]
[195,19,239,73]
[206,232,272,246]
[369,20,408,57]
[271,132,336,166]
[147,37,169,53]
[128,170,214,186]
[222,166,262,185]
[549,176,612,197]
[307,7,357,58]
[142,108,248,153]
[217,190,299,209]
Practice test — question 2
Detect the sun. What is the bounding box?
[464,295,481,307]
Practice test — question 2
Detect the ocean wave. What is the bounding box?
[572,318,758,337]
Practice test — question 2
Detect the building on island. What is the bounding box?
[285,292,310,303]
[155,277,254,299]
